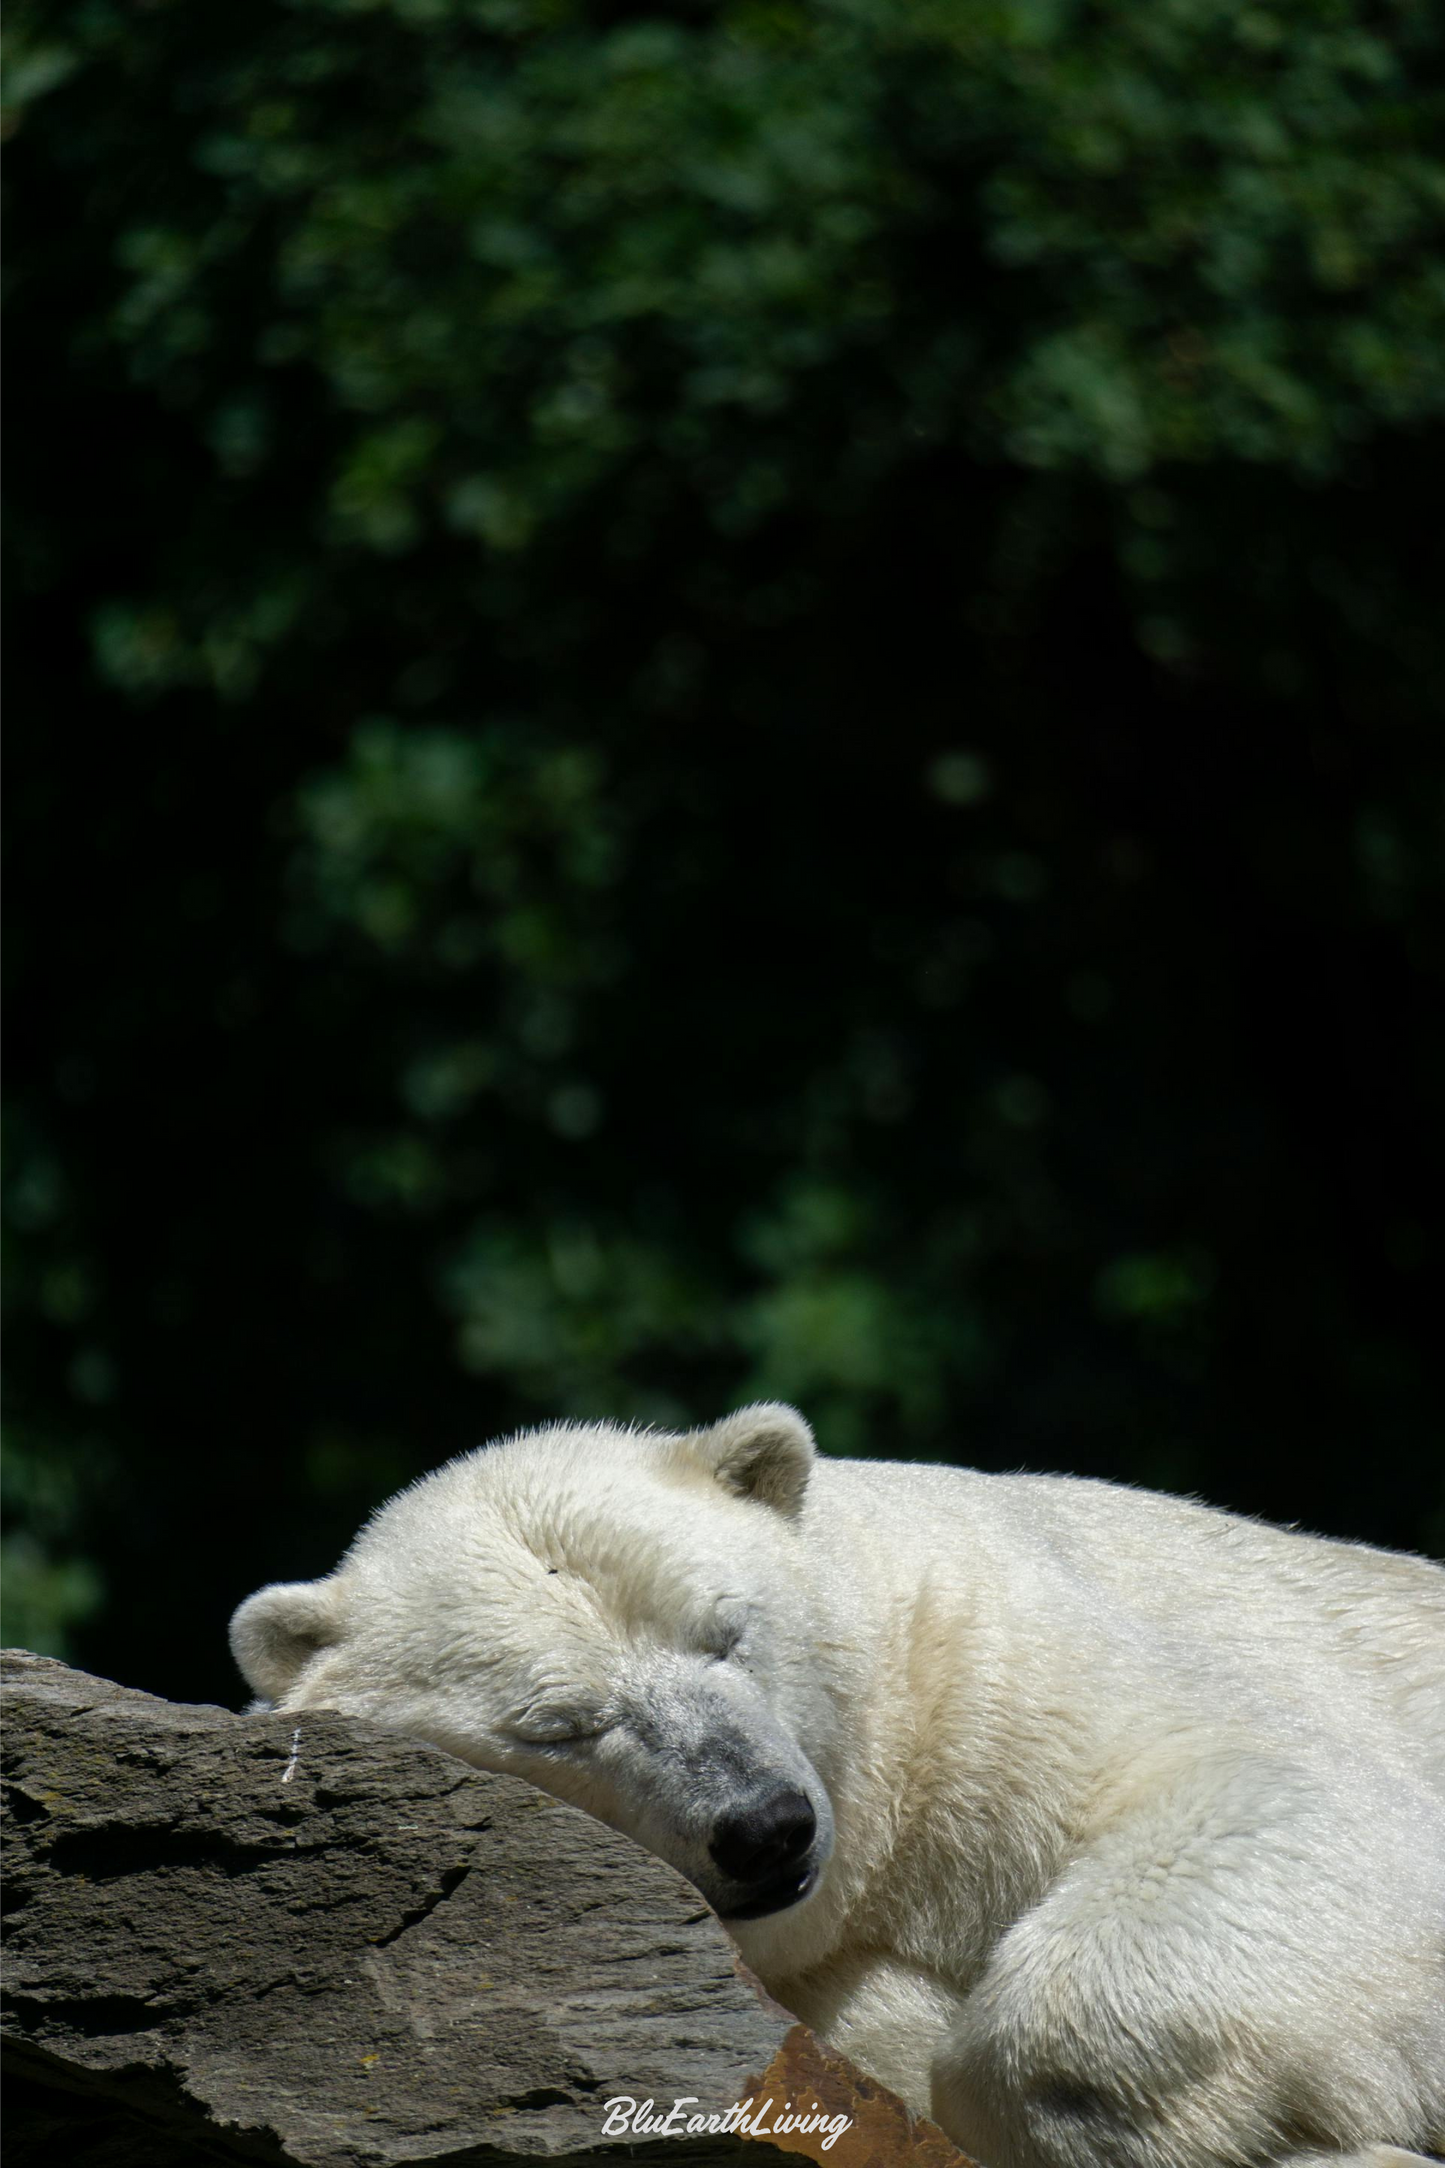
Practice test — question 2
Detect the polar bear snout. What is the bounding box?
[709,1786,818,1919]
[609,1673,835,1925]
[710,1785,815,1880]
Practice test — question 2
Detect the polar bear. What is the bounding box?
[230,1406,1445,2168]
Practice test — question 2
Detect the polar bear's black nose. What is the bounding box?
[709,1788,816,1886]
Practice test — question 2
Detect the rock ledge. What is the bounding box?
[1,1651,973,2167]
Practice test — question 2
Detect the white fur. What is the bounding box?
[231,1408,1445,2167]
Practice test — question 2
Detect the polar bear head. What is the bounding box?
[230,1404,837,1926]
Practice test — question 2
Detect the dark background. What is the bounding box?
[5,0,1443,1708]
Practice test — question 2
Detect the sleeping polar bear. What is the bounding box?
[230,1405,1445,2168]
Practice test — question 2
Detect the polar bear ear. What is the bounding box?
[691,1403,815,1518]
[229,1577,345,1705]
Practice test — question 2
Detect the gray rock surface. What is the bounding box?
[1,1652,974,2168]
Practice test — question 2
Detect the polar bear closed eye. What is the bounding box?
[230,1405,1445,2168]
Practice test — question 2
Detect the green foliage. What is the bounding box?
[0,1433,104,1657]
[4,0,1442,1695]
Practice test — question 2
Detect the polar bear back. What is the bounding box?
[806,1458,1445,1795]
